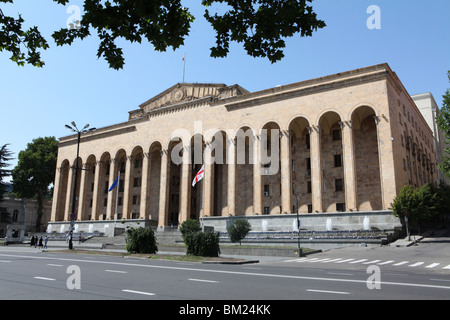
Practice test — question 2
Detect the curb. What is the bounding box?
[202,260,260,265]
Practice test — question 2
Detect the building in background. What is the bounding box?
[412,92,449,184]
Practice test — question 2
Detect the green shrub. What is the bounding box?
[227,219,252,245]
[179,219,201,241]
[180,219,220,257]
[184,231,221,257]
[125,226,158,254]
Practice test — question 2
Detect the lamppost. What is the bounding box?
[65,122,95,249]
[295,195,303,257]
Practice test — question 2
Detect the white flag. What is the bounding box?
[192,165,205,187]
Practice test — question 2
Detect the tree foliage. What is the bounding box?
[0,144,13,201]
[0,0,325,69]
[436,71,450,177]
[12,136,58,231]
[391,183,445,231]
[227,219,252,245]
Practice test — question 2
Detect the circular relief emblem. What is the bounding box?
[173,88,185,102]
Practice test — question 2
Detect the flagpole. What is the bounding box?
[114,172,120,232]
[182,53,186,83]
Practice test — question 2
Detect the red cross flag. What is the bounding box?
[192,165,205,187]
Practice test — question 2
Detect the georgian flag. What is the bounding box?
[192,165,205,187]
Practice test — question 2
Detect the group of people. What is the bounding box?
[30,235,48,249]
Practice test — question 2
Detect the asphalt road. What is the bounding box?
[0,242,449,305]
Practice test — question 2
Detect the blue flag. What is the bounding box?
[108,173,120,192]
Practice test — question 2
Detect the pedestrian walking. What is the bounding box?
[38,236,43,249]
[44,235,48,250]
[30,235,35,247]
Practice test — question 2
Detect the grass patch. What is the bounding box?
[47,249,248,263]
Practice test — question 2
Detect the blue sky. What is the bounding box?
[1,0,449,180]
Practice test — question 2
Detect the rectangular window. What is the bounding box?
[264,184,270,196]
[308,204,313,213]
[335,179,344,192]
[336,203,346,212]
[334,154,342,167]
[307,181,312,194]
[332,129,341,141]
[263,207,270,215]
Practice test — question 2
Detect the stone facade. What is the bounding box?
[49,64,438,232]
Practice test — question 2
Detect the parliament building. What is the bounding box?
[48,63,438,234]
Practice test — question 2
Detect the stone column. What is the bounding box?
[203,144,214,217]
[179,151,191,224]
[77,163,88,221]
[253,135,263,214]
[122,155,132,219]
[106,158,117,220]
[64,166,74,221]
[158,150,170,230]
[309,126,323,212]
[341,121,357,211]
[91,161,102,220]
[139,153,150,219]
[227,137,236,216]
[50,167,62,222]
[280,130,292,213]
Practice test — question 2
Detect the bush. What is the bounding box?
[125,226,158,254]
[179,219,220,257]
[179,219,201,241]
[184,231,221,257]
[227,219,252,245]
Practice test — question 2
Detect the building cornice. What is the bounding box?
[214,65,391,111]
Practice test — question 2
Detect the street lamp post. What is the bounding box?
[65,122,94,249]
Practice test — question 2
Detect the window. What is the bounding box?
[335,179,344,192]
[307,181,312,194]
[263,207,270,215]
[306,158,311,176]
[336,203,346,212]
[264,184,270,196]
[307,204,313,213]
[12,210,18,222]
[306,134,310,149]
[334,154,342,167]
[134,159,141,168]
[332,129,341,141]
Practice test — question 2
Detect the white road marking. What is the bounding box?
[34,277,56,281]
[47,264,63,267]
[393,261,409,266]
[105,269,128,274]
[122,289,155,296]
[377,260,395,265]
[348,259,368,264]
[307,289,350,295]
[188,278,219,283]
[409,262,425,267]
[425,263,440,269]
[0,260,11,263]
[443,264,450,270]
[362,260,381,265]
